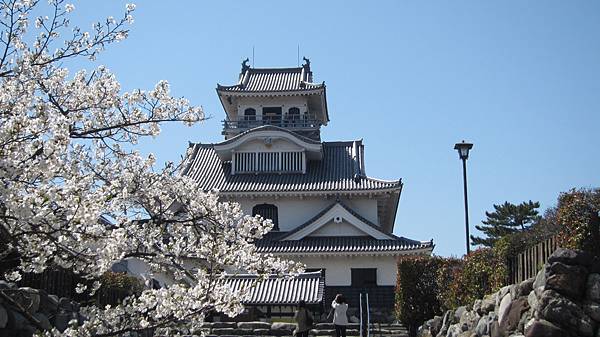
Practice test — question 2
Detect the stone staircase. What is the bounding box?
[155,322,408,337]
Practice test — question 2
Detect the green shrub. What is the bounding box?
[555,188,600,256]
[396,256,444,336]
[451,249,506,306]
[435,257,463,311]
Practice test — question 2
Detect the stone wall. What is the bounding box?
[416,248,600,337]
[0,280,84,337]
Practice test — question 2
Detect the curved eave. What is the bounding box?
[216,184,403,197]
[216,84,325,94]
[259,246,434,256]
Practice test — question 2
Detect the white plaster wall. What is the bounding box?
[235,137,303,153]
[236,96,309,118]
[310,220,369,237]
[296,255,397,286]
[235,197,379,232]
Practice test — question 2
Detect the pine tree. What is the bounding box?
[471,201,541,248]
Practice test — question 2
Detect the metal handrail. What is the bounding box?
[223,114,321,130]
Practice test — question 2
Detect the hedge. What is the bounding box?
[555,188,600,256]
[395,249,505,335]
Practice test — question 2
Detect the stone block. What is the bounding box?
[587,273,600,302]
[271,322,295,331]
[524,319,569,337]
[545,262,588,300]
[583,301,600,323]
[499,297,529,332]
[498,293,512,326]
[538,289,595,337]
[0,304,6,329]
[518,278,534,297]
[213,328,236,335]
[237,322,272,330]
[548,248,594,267]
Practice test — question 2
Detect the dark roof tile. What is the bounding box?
[255,236,433,254]
[182,141,401,193]
[224,271,324,305]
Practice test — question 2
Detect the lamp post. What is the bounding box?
[454,140,473,255]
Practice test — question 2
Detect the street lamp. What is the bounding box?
[454,140,473,255]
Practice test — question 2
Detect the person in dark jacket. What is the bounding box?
[294,300,313,337]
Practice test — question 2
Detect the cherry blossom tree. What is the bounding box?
[0,1,301,335]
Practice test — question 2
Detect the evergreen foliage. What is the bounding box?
[471,200,541,248]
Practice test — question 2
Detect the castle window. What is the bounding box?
[252,204,279,231]
[262,107,282,126]
[286,107,301,126]
[244,108,256,120]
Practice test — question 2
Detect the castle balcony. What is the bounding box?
[222,114,322,135]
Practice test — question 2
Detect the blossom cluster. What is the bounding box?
[0,1,302,336]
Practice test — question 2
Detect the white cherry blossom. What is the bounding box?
[0,1,302,336]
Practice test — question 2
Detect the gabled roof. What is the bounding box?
[181,141,402,194]
[255,236,434,255]
[279,202,395,240]
[217,67,325,93]
[223,271,324,305]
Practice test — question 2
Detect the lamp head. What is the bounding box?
[454,140,473,160]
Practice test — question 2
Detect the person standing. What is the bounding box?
[332,294,348,337]
[294,300,313,337]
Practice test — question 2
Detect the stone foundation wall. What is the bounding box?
[416,248,600,337]
[0,280,84,337]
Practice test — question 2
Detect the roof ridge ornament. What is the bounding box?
[241,58,250,73]
[302,56,310,69]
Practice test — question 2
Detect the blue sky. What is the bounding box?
[69,1,600,257]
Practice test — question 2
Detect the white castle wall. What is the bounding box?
[298,255,398,286]
[235,196,379,232]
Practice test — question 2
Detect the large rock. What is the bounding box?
[428,315,443,336]
[538,289,596,337]
[498,293,512,326]
[527,290,538,313]
[524,319,569,337]
[584,301,600,323]
[0,304,7,329]
[445,324,462,337]
[58,297,72,311]
[480,296,496,315]
[39,292,59,314]
[518,278,534,297]
[237,321,271,330]
[533,266,546,290]
[548,248,594,267]
[587,273,600,302]
[436,310,454,337]
[12,287,41,314]
[459,310,479,332]
[454,306,467,322]
[417,328,433,337]
[33,312,52,330]
[545,262,588,299]
[475,313,496,336]
[499,297,529,333]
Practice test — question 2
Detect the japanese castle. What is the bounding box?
[181,59,434,318]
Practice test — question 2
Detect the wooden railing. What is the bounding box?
[507,236,558,284]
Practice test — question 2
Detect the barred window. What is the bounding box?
[252,204,279,231]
